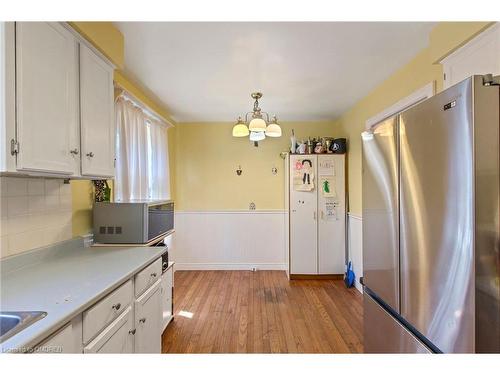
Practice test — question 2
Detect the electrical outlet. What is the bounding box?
[249,202,256,210]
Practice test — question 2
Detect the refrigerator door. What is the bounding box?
[364,293,431,353]
[399,78,475,353]
[362,116,399,312]
[472,76,500,353]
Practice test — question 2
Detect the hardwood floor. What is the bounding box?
[162,270,363,353]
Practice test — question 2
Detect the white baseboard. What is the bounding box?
[174,263,287,271]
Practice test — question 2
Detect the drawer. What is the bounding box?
[135,258,162,297]
[83,279,133,344]
[84,306,134,354]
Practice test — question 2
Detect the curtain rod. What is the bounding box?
[114,83,174,128]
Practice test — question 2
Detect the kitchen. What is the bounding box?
[0,1,500,372]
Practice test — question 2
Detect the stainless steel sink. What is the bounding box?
[0,311,47,343]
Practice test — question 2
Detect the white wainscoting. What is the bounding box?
[171,210,287,271]
[347,213,363,293]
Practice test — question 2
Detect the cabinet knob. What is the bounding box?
[70,148,79,155]
[86,152,94,158]
[112,303,121,310]
[129,329,136,335]
[139,318,146,323]
[151,272,157,277]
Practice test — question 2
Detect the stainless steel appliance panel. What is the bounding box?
[93,202,148,244]
[148,202,174,240]
[399,78,475,353]
[362,116,400,312]
[364,293,431,353]
[472,76,500,353]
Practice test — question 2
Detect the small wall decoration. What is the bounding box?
[293,158,315,191]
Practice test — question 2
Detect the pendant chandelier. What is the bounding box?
[232,92,282,146]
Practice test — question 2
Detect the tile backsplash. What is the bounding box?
[0,177,72,258]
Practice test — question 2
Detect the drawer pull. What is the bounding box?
[112,303,121,311]
[129,329,136,335]
[151,272,157,277]
[139,318,146,323]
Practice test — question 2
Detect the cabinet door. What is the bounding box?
[34,316,82,354]
[289,155,318,274]
[317,155,346,274]
[79,43,115,177]
[135,279,162,353]
[15,22,79,175]
[84,306,134,354]
[161,268,173,331]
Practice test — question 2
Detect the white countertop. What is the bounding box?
[0,238,168,352]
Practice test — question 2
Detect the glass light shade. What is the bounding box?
[232,122,249,137]
[265,123,282,137]
[249,131,265,142]
[248,117,266,132]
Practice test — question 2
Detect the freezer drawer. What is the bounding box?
[364,293,431,353]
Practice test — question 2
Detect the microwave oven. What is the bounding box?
[93,200,174,244]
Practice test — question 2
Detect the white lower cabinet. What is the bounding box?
[84,306,134,354]
[31,257,168,354]
[161,267,173,332]
[134,279,162,353]
[34,316,82,353]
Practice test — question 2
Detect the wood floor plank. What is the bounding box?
[162,270,363,353]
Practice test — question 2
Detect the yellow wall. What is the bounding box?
[69,22,125,69]
[334,22,493,216]
[69,22,176,237]
[174,121,338,211]
[69,21,495,234]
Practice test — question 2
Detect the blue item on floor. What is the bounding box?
[344,261,355,288]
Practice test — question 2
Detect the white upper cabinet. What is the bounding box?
[0,22,115,178]
[79,43,115,177]
[441,23,500,89]
[15,22,79,175]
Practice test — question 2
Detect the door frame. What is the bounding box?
[365,82,435,130]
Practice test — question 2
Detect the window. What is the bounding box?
[114,94,171,201]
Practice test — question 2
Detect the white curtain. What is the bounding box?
[115,96,170,201]
[149,118,171,200]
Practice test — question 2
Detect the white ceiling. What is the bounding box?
[115,22,435,122]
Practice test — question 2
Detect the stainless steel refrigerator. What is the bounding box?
[362,75,500,353]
